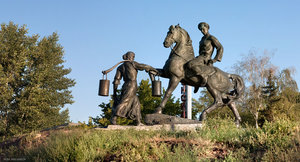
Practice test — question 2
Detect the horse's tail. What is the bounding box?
[228,74,245,100]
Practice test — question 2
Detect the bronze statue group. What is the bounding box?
[102,22,244,126]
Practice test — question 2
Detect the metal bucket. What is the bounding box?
[98,74,110,96]
[152,77,162,97]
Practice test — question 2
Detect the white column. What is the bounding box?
[186,85,192,119]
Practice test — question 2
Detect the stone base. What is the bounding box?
[94,114,203,131]
[95,123,202,131]
[144,113,201,125]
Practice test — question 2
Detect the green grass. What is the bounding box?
[1,118,299,161]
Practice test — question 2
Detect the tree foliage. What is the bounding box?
[232,49,275,128]
[231,49,299,127]
[0,22,75,136]
[260,68,300,124]
[260,69,281,125]
[93,79,181,126]
[273,69,300,121]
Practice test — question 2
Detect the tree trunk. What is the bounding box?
[255,111,259,129]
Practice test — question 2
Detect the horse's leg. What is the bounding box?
[199,85,223,121]
[228,102,242,127]
[155,76,181,113]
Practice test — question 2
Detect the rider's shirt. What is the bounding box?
[199,34,223,64]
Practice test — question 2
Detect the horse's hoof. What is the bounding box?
[136,123,145,126]
[199,111,207,121]
[154,107,162,114]
[235,119,241,128]
[110,116,117,125]
[154,110,162,114]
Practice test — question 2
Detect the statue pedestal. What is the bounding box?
[144,113,201,125]
[96,123,202,131]
[95,114,202,131]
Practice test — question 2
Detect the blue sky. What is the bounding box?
[1,1,300,122]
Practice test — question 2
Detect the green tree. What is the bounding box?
[259,68,300,125]
[93,79,181,126]
[137,79,162,117]
[260,69,281,125]
[276,68,300,121]
[0,22,75,136]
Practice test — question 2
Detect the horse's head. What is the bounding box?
[163,25,182,48]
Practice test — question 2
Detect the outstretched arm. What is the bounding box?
[132,61,158,73]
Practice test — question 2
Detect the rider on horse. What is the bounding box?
[187,22,223,93]
[149,24,244,125]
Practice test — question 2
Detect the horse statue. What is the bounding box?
[151,24,245,125]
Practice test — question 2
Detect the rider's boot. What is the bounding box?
[194,86,199,93]
[194,74,208,93]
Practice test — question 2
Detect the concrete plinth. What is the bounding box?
[94,114,203,131]
[95,123,202,131]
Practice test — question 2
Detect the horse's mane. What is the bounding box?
[176,25,192,46]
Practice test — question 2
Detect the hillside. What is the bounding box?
[1,118,299,161]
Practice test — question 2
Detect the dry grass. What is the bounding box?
[0,118,299,161]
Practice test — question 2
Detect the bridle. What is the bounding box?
[167,29,189,62]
